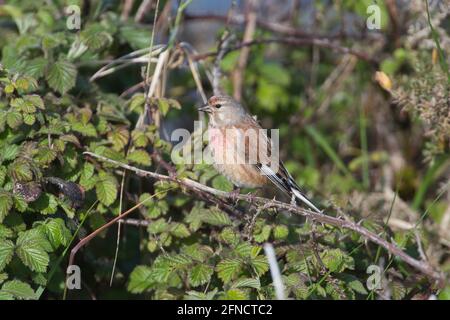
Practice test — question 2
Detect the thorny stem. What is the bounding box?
[82,151,445,286]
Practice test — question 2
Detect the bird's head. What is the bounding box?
[198,95,246,126]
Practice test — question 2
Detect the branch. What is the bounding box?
[212,32,234,95]
[193,37,378,65]
[232,0,257,101]
[184,13,381,41]
[82,151,445,285]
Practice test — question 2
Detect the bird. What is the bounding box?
[198,95,322,213]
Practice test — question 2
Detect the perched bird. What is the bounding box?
[199,95,321,213]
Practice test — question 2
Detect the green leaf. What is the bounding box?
[119,24,151,50]
[23,113,36,125]
[46,59,77,94]
[1,280,36,300]
[169,223,191,238]
[0,167,6,186]
[223,288,247,300]
[212,175,234,192]
[81,24,113,51]
[6,111,22,129]
[250,255,269,276]
[253,225,272,243]
[72,122,97,137]
[34,146,57,165]
[201,208,232,226]
[15,230,50,273]
[347,277,368,295]
[127,149,152,166]
[438,287,450,300]
[127,265,154,294]
[43,218,71,248]
[217,259,242,283]
[0,225,14,239]
[23,58,47,79]
[188,264,213,287]
[320,249,354,273]
[235,242,252,258]
[9,161,33,181]
[24,95,44,110]
[232,278,261,290]
[273,225,289,240]
[0,239,15,271]
[1,145,19,162]
[95,176,117,206]
[0,191,13,223]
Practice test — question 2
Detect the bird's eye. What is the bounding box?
[215,104,222,109]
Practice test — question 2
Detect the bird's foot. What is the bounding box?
[290,194,297,206]
[228,188,241,205]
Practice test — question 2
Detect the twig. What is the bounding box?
[184,13,382,41]
[194,37,378,65]
[82,151,445,285]
[212,32,234,95]
[135,0,153,22]
[121,0,135,21]
[264,243,286,300]
[232,0,257,101]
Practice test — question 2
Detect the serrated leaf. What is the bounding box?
[127,149,151,166]
[9,161,33,181]
[23,57,47,79]
[347,278,368,295]
[223,288,247,300]
[1,280,36,300]
[188,264,213,287]
[24,94,44,110]
[232,278,261,290]
[23,113,35,125]
[6,111,22,129]
[107,130,128,153]
[127,265,154,294]
[235,242,252,258]
[201,208,232,227]
[43,218,71,248]
[169,223,191,238]
[95,177,117,206]
[2,145,19,162]
[250,255,269,276]
[0,225,14,239]
[11,97,35,113]
[273,225,289,240]
[129,94,145,112]
[0,191,13,223]
[320,249,354,273]
[253,225,272,243]
[0,239,15,271]
[15,230,50,273]
[147,218,169,234]
[72,122,97,137]
[34,146,57,165]
[217,259,242,283]
[0,167,6,186]
[46,59,77,94]
[31,193,58,215]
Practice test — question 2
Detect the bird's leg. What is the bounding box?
[290,194,297,206]
[228,187,241,205]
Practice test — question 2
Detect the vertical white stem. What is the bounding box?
[264,243,286,300]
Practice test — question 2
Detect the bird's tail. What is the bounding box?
[287,179,322,213]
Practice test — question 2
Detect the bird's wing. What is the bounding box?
[234,115,321,213]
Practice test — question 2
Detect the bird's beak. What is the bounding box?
[198,104,211,113]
